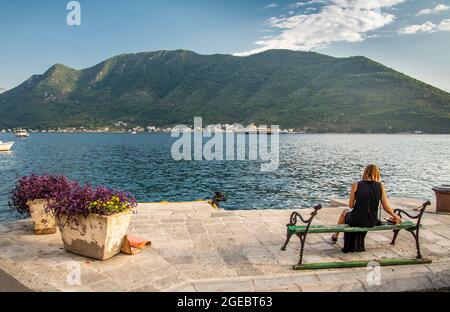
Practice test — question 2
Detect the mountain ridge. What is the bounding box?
[1,49,450,132]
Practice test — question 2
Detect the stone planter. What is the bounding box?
[433,185,450,213]
[28,199,57,235]
[56,211,132,261]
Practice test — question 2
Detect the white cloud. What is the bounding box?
[399,19,450,34]
[399,21,436,34]
[439,19,450,31]
[235,0,405,56]
[416,4,449,16]
[264,3,279,9]
[333,0,405,10]
[288,0,330,9]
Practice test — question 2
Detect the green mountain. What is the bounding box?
[1,49,450,133]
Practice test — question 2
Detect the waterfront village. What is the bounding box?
[1,122,427,135]
[0,122,302,134]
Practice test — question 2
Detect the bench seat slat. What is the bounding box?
[293,258,432,270]
[288,220,415,234]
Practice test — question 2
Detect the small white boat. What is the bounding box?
[0,141,14,151]
[15,129,29,137]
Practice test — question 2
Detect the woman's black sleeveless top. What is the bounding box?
[347,180,382,227]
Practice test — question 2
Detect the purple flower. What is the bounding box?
[9,174,72,215]
[47,183,137,227]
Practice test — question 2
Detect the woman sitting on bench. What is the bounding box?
[331,164,402,243]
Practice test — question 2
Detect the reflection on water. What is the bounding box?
[1,133,449,222]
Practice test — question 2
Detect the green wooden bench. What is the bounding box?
[281,201,432,270]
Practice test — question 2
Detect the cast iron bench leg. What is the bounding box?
[281,231,294,251]
[297,233,307,265]
[390,229,400,245]
[408,228,422,259]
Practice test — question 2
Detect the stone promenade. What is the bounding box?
[1,199,449,292]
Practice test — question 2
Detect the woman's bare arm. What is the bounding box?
[349,182,357,209]
[381,184,402,224]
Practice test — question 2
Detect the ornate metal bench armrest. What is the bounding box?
[391,201,430,259]
[394,201,430,219]
[393,201,431,227]
[282,204,322,263]
[287,204,322,226]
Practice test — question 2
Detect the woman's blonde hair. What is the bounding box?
[362,164,381,182]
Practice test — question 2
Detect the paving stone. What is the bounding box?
[435,239,450,247]
[168,283,197,292]
[426,263,450,273]
[147,273,187,291]
[203,218,226,225]
[206,224,231,235]
[436,230,450,240]
[317,269,367,283]
[310,242,335,251]
[102,262,174,290]
[73,255,131,272]
[193,279,255,292]
[421,230,448,241]
[425,244,450,255]
[253,264,292,275]
[188,225,207,235]
[211,211,234,218]
[384,265,431,276]
[89,279,128,292]
[301,281,366,292]
[367,249,402,259]
[426,270,450,291]
[235,265,264,277]
[421,218,443,226]
[366,233,392,243]
[254,274,318,291]
[130,284,159,292]
[368,274,434,292]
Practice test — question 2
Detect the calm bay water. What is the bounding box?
[1,133,449,223]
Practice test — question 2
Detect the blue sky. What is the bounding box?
[0,0,449,92]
